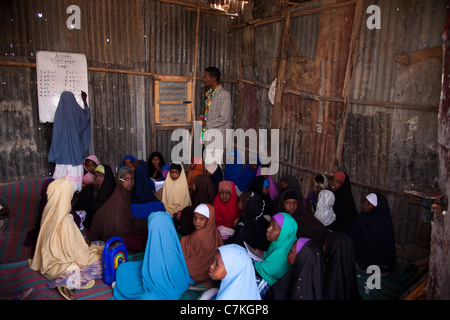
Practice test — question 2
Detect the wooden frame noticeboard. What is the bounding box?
[154,76,192,126]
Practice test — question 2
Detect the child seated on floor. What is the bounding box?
[82,155,99,188]
[130,159,157,204]
[159,162,191,216]
[180,204,223,288]
[213,180,239,240]
[121,154,136,168]
[148,151,166,181]
[226,191,270,251]
[252,212,298,297]
[257,164,278,201]
[176,174,217,236]
[203,244,261,300]
[306,173,327,214]
[265,238,326,300]
[88,166,148,252]
[186,157,205,191]
[314,189,336,227]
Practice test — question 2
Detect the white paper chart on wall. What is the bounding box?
[36,51,89,123]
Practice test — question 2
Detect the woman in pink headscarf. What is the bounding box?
[82,155,99,188]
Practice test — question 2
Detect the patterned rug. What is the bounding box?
[0,260,113,300]
[0,251,203,301]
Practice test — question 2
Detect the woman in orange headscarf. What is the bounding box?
[186,157,205,190]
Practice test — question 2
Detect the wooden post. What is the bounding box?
[189,1,201,162]
[427,208,450,299]
[236,27,245,129]
[335,0,363,168]
[150,3,157,153]
[427,6,450,299]
[271,0,290,130]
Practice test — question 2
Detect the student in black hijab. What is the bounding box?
[273,174,304,209]
[265,238,326,300]
[73,164,116,230]
[226,191,270,251]
[328,171,358,233]
[248,175,275,216]
[277,189,330,249]
[148,151,165,181]
[323,230,360,300]
[131,160,157,203]
[347,192,396,271]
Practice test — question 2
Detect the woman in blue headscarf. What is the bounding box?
[236,155,261,195]
[48,91,91,192]
[224,150,244,187]
[121,154,136,168]
[112,211,194,300]
[130,160,156,204]
[129,159,165,219]
[213,244,261,300]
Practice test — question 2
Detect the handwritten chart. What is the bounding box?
[36,51,89,123]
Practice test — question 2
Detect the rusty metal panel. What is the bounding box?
[88,71,150,170]
[1,0,148,69]
[0,0,150,180]
[278,2,354,178]
[0,66,52,183]
[341,0,445,245]
[152,1,196,75]
[152,2,239,159]
[288,10,320,60]
[0,0,238,182]
[237,0,446,247]
[352,0,445,103]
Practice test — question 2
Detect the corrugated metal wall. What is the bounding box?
[153,7,239,165]
[342,0,445,245]
[235,0,446,246]
[0,0,446,247]
[0,0,238,182]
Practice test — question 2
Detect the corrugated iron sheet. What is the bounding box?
[236,0,445,246]
[342,0,445,245]
[0,0,237,182]
[0,0,446,248]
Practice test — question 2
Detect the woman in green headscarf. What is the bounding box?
[253,212,298,297]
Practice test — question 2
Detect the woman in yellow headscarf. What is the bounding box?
[160,162,192,216]
[29,177,103,299]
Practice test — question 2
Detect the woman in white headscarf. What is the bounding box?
[314,189,336,227]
